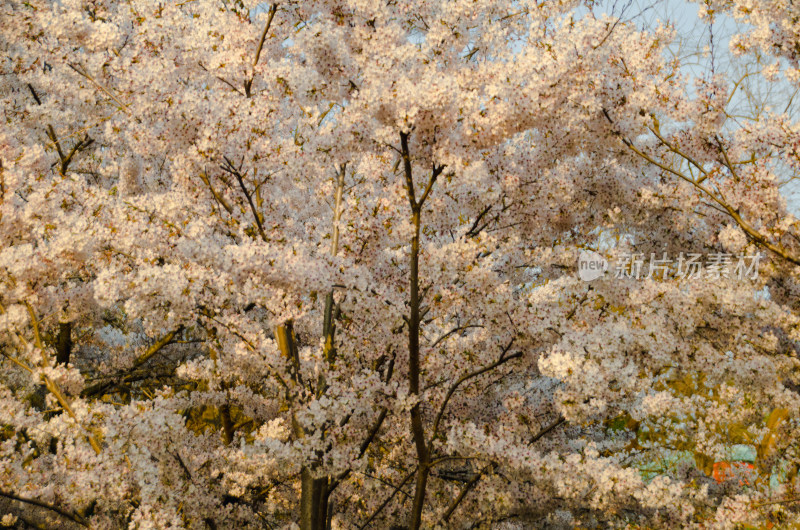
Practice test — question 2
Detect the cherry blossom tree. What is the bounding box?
[2,0,800,528]
[591,0,800,525]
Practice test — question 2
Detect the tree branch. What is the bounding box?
[430,340,520,444]
[245,3,278,97]
[0,490,87,527]
[222,156,269,242]
[358,467,417,530]
[81,326,184,398]
[602,107,800,266]
[439,463,495,524]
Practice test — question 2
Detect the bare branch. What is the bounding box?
[417,163,445,206]
[0,490,88,527]
[200,171,233,214]
[245,3,279,97]
[81,326,184,398]
[67,63,130,112]
[430,324,483,349]
[358,467,417,530]
[466,205,493,238]
[430,339,520,445]
[221,156,269,242]
[602,108,800,266]
[399,131,417,209]
[439,463,496,523]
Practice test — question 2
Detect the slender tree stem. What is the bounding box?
[245,3,278,97]
[400,131,433,530]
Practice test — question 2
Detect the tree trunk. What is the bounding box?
[300,470,328,530]
[406,208,430,530]
[399,132,439,530]
[297,165,348,529]
[56,321,72,365]
[277,322,331,530]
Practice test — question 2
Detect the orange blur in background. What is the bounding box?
[712,461,756,485]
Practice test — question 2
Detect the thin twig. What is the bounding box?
[602,108,800,266]
[81,326,184,397]
[221,156,269,242]
[245,3,278,97]
[67,63,129,112]
[439,463,496,523]
[358,467,417,530]
[430,340,520,444]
